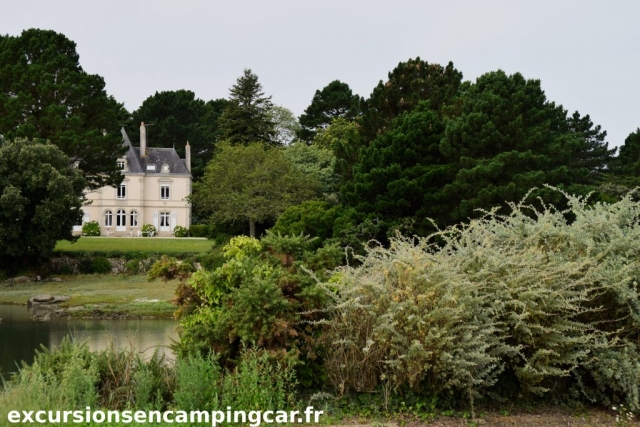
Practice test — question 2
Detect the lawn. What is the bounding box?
[0,275,179,318]
[55,236,214,254]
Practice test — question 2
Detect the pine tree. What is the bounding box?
[218,69,276,145]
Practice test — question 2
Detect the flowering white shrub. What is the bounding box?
[325,188,640,409]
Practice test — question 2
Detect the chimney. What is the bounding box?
[185,141,191,173]
[140,122,146,158]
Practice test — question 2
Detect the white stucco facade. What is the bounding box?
[75,125,192,237]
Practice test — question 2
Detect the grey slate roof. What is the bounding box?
[120,128,190,176]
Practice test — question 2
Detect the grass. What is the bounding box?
[54,237,214,254]
[0,275,178,318]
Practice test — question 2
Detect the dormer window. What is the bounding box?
[161,163,170,173]
[147,165,156,172]
[117,160,126,170]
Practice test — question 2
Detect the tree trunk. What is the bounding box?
[249,219,256,238]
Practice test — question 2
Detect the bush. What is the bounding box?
[324,189,640,410]
[173,225,188,237]
[176,234,339,387]
[141,224,156,236]
[147,256,194,282]
[91,256,111,274]
[189,224,209,238]
[81,220,100,236]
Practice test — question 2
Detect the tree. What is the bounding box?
[0,29,128,189]
[284,141,340,199]
[314,118,362,183]
[268,105,301,145]
[359,57,463,145]
[0,139,85,268]
[341,102,454,235]
[218,69,276,145]
[613,128,640,175]
[297,80,360,142]
[126,90,227,179]
[344,70,613,233]
[191,143,320,237]
[438,70,608,224]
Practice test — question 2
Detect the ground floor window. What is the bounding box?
[104,210,112,227]
[117,209,126,227]
[130,210,138,227]
[160,212,170,227]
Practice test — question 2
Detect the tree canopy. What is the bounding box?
[126,90,227,179]
[0,139,85,268]
[0,29,128,189]
[358,57,463,145]
[218,69,276,145]
[613,128,640,175]
[191,143,320,237]
[343,70,614,233]
[297,80,360,142]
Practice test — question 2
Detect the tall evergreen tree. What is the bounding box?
[438,71,606,224]
[0,29,128,189]
[298,80,360,142]
[614,128,640,175]
[359,58,463,145]
[218,69,276,145]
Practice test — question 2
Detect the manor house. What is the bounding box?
[76,123,192,236]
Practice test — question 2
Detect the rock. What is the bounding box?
[10,276,31,284]
[29,294,54,304]
[28,294,71,306]
[48,277,63,282]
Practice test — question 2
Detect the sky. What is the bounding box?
[2,0,639,148]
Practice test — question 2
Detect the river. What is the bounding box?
[0,305,178,378]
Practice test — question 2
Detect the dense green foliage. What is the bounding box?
[126,90,228,179]
[176,234,342,387]
[614,128,640,175]
[218,69,276,145]
[326,190,640,409]
[81,220,100,236]
[297,80,360,142]
[191,143,321,237]
[0,339,298,423]
[358,57,462,145]
[0,139,85,268]
[343,71,615,235]
[0,29,128,189]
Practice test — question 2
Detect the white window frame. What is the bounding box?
[160,212,170,231]
[130,210,138,228]
[104,210,113,227]
[117,160,126,170]
[116,209,126,231]
[160,184,170,200]
[117,183,126,199]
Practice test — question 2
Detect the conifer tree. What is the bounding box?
[218,69,276,145]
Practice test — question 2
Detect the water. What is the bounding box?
[0,305,178,377]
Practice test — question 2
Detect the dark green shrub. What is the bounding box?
[188,225,209,238]
[271,200,344,246]
[91,257,111,274]
[81,220,100,236]
[77,257,93,274]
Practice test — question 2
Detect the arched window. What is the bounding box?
[104,210,113,227]
[130,210,138,227]
[117,209,126,227]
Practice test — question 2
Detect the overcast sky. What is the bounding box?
[2,1,639,148]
